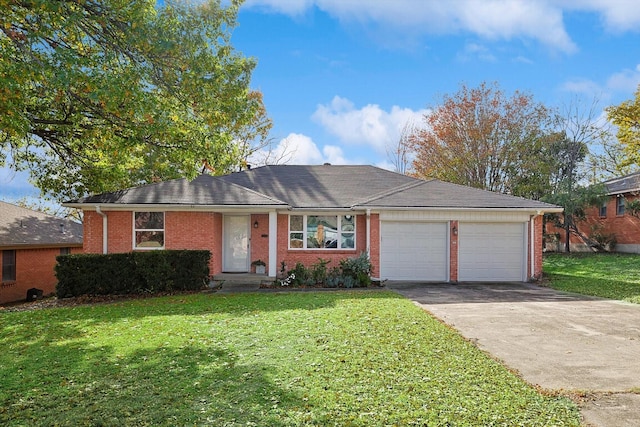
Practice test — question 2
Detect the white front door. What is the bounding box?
[223,215,250,272]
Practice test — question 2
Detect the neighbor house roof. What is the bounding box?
[64,164,561,212]
[603,171,640,196]
[0,201,83,249]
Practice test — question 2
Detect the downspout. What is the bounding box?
[95,206,108,254]
[366,209,371,256]
[530,215,535,280]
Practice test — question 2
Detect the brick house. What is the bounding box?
[547,171,640,253]
[64,165,561,283]
[0,201,83,304]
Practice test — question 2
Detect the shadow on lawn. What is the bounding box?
[0,337,301,426]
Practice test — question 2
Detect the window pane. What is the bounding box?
[2,250,16,281]
[290,232,303,248]
[341,233,355,249]
[308,216,337,248]
[135,231,164,248]
[342,215,355,232]
[135,212,164,229]
[290,215,303,232]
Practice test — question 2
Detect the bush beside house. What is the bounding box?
[55,250,210,297]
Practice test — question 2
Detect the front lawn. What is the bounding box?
[544,253,640,304]
[0,291,580,426]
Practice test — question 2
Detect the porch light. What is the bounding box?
[452,226,457,236]
[254,220,259,228]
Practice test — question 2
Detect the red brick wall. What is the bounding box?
[0,246,82,304]
[165,211,222,275]
[369,213,380,278]
[546,194,640,251]
[84,210,224,275]
[83,211,103,253]
[449,220,459,282]
[533,215,543,278]
[250,214,270,274]
[276,213,377,276]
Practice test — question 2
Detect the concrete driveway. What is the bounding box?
[390,282,640,427]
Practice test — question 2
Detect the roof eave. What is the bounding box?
[354,205,564,214]
[63,203,289,211]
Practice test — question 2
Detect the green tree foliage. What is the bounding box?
[409,82,555,199]
[1,0,271,201]
[543,99,609,252]
[607,85,640,166]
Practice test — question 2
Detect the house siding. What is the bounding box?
[0,246,82,304]
[250,214,270,274]
[83,210,224,275]
[546,195,640,253]
[275,213,375,276]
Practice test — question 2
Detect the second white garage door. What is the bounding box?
[458,222,526,282]
[380,221,448,281]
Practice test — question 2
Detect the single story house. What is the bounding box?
[0,201,83,304]
[64,165,562,283]
[547,171,640,253]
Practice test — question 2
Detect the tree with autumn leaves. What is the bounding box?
[409,82,559,199]
[408,82,623,252]
[1,0,271,201]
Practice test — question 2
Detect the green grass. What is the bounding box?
[0,291,580,426]
[544,253,640,304]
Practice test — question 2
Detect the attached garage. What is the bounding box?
[458,222,527,282]
[380,221,448,281]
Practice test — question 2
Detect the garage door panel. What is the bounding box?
[459,223,525,282]
[380,222,447,281]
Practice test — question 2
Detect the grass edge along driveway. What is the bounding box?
[544,253,640,304]
[0,291,580,426]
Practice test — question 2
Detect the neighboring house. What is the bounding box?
[548,171,640,253]
[0,201,83,304]
[63,165,561,283]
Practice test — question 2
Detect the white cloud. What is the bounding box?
[242,0,577,53]
[606,64,640,94]
[311,96,427,153]
[249,133,351,166]
[560,0,640,33]
[561,65,640,101]
[457,42,497,62]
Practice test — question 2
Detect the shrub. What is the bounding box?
[55,250,210,297]
[274,253,373,288]
[340,252,372,287]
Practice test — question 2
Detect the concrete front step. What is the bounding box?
[211,273,274,291]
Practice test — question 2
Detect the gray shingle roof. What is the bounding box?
[72,174,287,207]
[0,201,83,248]
[357,179,561,209]
[65,164,560,212]
[603,171,640,195]
[220,165,418,209]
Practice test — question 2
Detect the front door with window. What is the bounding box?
[223,215,250,272]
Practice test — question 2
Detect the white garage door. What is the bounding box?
[458,222,526,282]
[380,221,448,281]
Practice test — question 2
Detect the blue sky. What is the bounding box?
[3,0,640,201]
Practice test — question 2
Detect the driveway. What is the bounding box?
[390,282,640,427]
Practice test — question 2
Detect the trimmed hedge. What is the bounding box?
[55,250,211,298]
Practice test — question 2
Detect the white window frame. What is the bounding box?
[617,196,625,216]
[133,211,165,250]
[288,214,356,250]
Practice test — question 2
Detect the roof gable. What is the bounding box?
[0,201,83,248]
